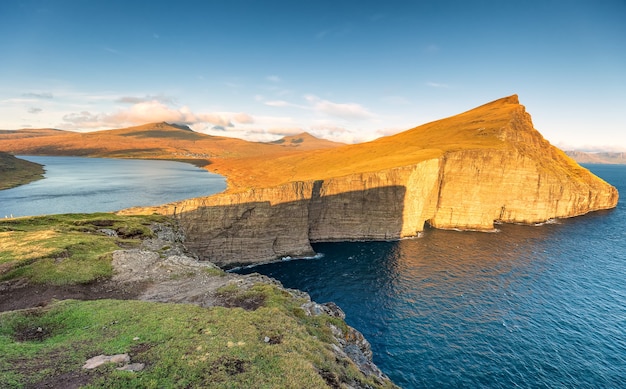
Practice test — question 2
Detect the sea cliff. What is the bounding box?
[120,96,618,267]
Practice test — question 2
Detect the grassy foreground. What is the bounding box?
[0,286,391,388]
[0,213,167,285]
[0,213,396,388]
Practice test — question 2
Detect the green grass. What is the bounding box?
[0,284,395,388]
[0,213,169,285]
[0,152,45,190]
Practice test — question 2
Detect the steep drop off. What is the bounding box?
[120,95,618,267]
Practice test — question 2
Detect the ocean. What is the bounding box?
[236,164,626,388]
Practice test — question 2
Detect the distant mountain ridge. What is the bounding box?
[565,150,626,165]
[0,122,343,164]
[267,132,345,150]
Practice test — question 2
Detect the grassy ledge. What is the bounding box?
[0,213,167,285]
[0,289,394,388]
[0,213,397,388]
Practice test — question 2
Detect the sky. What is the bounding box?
[1,0,625,150]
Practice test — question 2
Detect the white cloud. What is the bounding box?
[426,82,450,89]
[266,75,281,82]
[232,112,254,124]
[265,100,293,108]
[305,95,375,120]
[116,95,175,104]
[265,95,375,121]
[60,100,255,130]
[22,92,54,99]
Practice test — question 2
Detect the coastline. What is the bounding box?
[0,153,45,190]
[0,215,397,388]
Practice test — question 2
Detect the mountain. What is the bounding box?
[0,122,343,166]
[267,132,345,150]
[565,150,626,165]
[119,95,619,267]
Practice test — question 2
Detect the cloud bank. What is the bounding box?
[61,100,254,130]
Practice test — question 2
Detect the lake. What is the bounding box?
[0,156,226,217]
[237,164,626,388]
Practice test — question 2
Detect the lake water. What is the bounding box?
[0,156,226,217]
[237,165,626,388]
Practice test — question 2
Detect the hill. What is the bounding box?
[268,132,345,150]
[565,150,626,165]
[0,152,44,190]
[0,123,343,168]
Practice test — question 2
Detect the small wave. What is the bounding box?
[228,252,325,272]
[533,218,560,226]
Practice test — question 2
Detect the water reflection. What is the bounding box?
[0,156,226,217]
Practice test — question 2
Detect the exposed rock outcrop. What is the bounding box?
[120,96,618,267]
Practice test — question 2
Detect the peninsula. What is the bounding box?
[120,95,619,267]
[0,95,618,267]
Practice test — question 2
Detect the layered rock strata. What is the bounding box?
[120,96,618,267]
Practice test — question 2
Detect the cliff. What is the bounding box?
[120,95,619,267]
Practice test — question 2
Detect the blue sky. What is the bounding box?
[1,0,625,150]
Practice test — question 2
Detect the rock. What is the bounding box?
[109,354,130,364]
[117,363,145,372]
[98,228,118,237]
[82,353,130,369]
[301,301,345,319]
[120,96,617,267]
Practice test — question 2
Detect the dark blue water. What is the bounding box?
[0,156,226,217]
[237,165,626,388]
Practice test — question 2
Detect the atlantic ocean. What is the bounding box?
[237,164,626,388]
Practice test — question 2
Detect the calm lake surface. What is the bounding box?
[237,164,626,388]
[0,156,226,217]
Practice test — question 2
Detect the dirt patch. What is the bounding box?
[214,356,248,375]
[13,324,53,342]
[0,278,149,312]
[25,369,103,389]
[318,368,342,389]
[215,290,267,311]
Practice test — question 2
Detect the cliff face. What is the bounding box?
[119,96,618,267]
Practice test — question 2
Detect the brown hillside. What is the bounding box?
[0,123,343,171]
[216,95,591,191]
[267,132,345,150]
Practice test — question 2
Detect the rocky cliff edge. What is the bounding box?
[119,95,618,267]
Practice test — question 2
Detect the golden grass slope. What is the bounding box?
[0,96,613,198]
[216,95,598,192]
[0,122,343,166]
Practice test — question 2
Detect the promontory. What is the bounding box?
[119,95,618,267]
[0,95,618,268]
